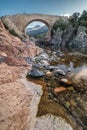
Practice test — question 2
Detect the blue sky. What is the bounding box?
[0,0,87,17]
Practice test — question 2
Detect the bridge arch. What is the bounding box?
[24,19,51,35]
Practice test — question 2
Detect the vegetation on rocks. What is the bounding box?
[69,10,87,27]
[51,10,87,54]
[52,18,69,31]
[52,10,87,32]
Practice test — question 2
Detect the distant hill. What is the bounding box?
[26,25,48,36]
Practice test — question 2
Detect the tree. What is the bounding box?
[80,10,87,21]
[69,12,80,27]
[78,10,87,26]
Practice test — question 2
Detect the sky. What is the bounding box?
[26,21,46,29]
[0,0,87,17]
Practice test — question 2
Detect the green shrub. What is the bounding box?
[3,21,9,30]
[69,10,87,27]
[9,29,17,36]
[52,19,69,31]
[69,12,80,27]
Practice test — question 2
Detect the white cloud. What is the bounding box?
[61,13,70,17]
[26,21,45,29]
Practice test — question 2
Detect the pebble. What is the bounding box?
[54,87,66,93]
[46,71,53,77]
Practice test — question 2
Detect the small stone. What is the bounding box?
[70,100,77,107]
[54,87,66,93]
[33,63,42,68]
[46,71,53,77]
[65,102,70,108]
[47,83,52,87]
[68,68,72,72]
[67,87,74,91]
[61,59,65,62]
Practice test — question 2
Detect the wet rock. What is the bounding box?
[33,63,43,68]
[40,60,50,66]
[38,52,49,60]
[60,78,72,86]
[54,69,66,76]
[57,64,68,73]
[46,65,60,71]
[27,69,45,77]
[68,68,72,72]
[49,56,57,62]
[54,87,66,93]
[56,50,64,56]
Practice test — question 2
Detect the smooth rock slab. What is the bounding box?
[0,79,42,130]
[33,114,73,130]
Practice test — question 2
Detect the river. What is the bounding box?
[27,43,87,130]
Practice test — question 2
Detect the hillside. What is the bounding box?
[26,25,48,36]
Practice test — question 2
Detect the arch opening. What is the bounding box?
[25,20,50,39]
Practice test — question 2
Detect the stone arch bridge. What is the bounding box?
[1,14,68,36]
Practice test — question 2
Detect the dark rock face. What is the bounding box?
[69,26,87,53]
[51,21,87,54]
[51,24,75,49]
